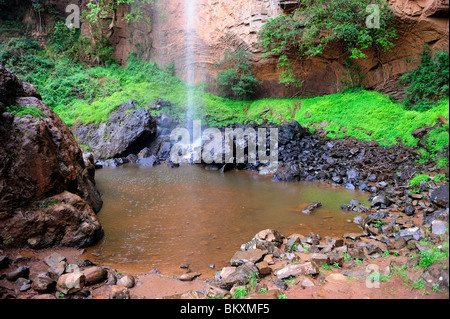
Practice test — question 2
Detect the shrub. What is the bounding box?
[258,0,397,86]
[215,49,260,100]
[400,47,449,111]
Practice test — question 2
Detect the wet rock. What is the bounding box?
[44,252,66,268]
[179,272,201,282]
[429,184,449,207]
[1,192,103,250]
[6,266,30,282]
[302,202,322,215]
[230,249,267,266]
[138,155,160,167]
[276,262,319,280]
[82,266,107,286]
[56,272,85,295]
[109,285,130,299]
[344,183,355,190]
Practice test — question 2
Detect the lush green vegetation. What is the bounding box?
[258,0,397,86]
[6,105,47,119]
[400,48,449,111]
[1,35,448,161]
[215,49,260,100]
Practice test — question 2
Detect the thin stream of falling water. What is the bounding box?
[185,0,196,133]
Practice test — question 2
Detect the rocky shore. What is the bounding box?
[1,223,448,299]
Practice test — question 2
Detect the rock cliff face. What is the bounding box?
[107,0,448,98]
[0,65,103,249]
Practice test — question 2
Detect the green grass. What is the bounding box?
[294,91,449,147]
[1,35,448,157]
[6,105,47,119]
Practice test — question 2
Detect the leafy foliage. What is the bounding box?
[400,47,449,111]
[258,0,397,86]
[6,105,47,119]
[215,49,260,100]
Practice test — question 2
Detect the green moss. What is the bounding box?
[6,105,47,119]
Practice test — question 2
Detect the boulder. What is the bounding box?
[420,263,449,291]
[429,184,449,207]
[310,253,330,267]
[44,252,67,268]
[230,249,267,266]
[220,262,259,290]
[32,273,56,293]
[82,266,107,286]
[179,272,201,282]
[276,262,319,280]
[6,266,30,281]
[431,220,448,235]
[0,93,103,216]
[241,229,283,252]
[116,275,135,288]
[1,192,103,249]
[56,272,85,295]
[71,100,157,161]
[371,195,391,208]
[0,76,104,249]
[302,202,322,215]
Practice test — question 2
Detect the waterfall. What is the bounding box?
[185,0,196,132]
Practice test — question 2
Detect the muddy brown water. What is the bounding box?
[83,164,369,278]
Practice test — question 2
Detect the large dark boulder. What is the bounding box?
[71,100,157,161]
[0,67,103,249]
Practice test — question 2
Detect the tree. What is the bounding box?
[215,49,260,100]
[258,0,397,87]
[82,0,154,65]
